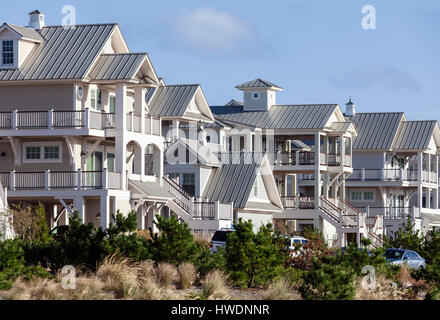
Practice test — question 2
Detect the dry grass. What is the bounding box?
[202,270,230,300]
[96,255,139,299]
[178,263,197,290]
[355,275,412,300]
[156,263,177,289]
[261,278,301,300]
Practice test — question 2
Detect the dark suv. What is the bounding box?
[210,230,233,253]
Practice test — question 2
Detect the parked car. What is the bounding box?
[50,225,70,241]
[287,236,308,257]
[210,230,234,253]
[384,249,426,269]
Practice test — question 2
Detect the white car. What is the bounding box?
[287,236,308,257]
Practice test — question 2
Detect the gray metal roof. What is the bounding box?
[88,53,146,80]
[393,121,437,150]
[202,162,260,209]
[351,113,405,150]
[129,180,174,199]
[147,85,199,117]
[0,24,116,81]
[236,78,283,90]
[211,104,338,130]
[165,138,222,166]
[225,99,243,106]
[2,23,45,42]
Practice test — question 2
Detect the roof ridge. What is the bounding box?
[42,23,118,28]
[355,112,405,115]
[162,84,200,87]
[99,52,147,56]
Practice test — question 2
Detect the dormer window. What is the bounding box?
[2,40,14,65]
[252,92,260,100]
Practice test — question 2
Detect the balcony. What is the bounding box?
[0,169,122,191]
[348,168,437,183]
[0,109,162,136]
[359,207,421,220]
[269,151,352,168]
[281,196,315,210]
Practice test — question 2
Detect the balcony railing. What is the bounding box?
[348,168,420,182]
[358,207,421,220]
[273,151,316,166]
[0,169,121,191]
[281,196,315,209]
[0,109,162,136]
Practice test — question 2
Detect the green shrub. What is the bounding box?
[148,215,200,266]
[225,219,289,288]
[299,256,356,300]
[0,239,49,290]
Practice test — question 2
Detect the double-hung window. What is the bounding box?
[2,40,14,65]
[23,142,62,163]
[182,173,195,196]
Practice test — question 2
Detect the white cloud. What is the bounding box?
[168,7,257,53]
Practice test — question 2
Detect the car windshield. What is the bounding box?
[212,231,231,242]
[385,250,404,260]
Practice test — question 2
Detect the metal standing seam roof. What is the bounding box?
[0,24,116,81]
[350,113,405,150]
[165,138,222,166]
[202,163,260,209]
[392,121,437,150]
[88,53,147,80]
[147,85,200,117]
[236,78,283,90]
[2,23,45,42]
[128,180,174,199]
[210,104,338,130]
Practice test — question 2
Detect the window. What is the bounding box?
[109,96,116,113]
[252,92,260,100]
[23,142,62,163]
[351,192,362,201]
[351,191,375,202]
[107,153,115,172]
[364,192,374,201]
[182,173,195,196]
[252,179,259,198]
[91,88,102,110]
[26,146,41,160]
[44,146,59,160]
[2,40,13,65]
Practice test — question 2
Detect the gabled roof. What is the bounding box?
[392,121,438,151]
[147,85,214,122]
[225,99,243,106]
[211,104,338,130]
[147,85,199,117]
[351,113,405,150]
[203,162,260,208]
[0,23,44,42]
[0,24,117,81]
[236,78,283,90]
[202,155,283,211]
[88,53,148,81]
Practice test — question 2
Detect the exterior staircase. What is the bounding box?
[162,177,233,232]
[318,197,384,248]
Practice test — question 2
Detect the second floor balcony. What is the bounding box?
[0,109,161,136]
[348,168,438,184]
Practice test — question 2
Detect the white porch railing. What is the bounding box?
[348,168,419,182]
[0,169,121,191]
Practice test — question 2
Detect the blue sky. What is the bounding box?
[2,0,439,120]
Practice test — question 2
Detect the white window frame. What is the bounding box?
[23,141,63,163]
[251,179,259,199]
[1,40,14,66]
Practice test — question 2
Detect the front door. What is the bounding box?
[86,152,103,187]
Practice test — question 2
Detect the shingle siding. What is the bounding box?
[0,84,73,111]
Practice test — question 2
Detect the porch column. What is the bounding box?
[116,83,128,190]
[172,120,180,141]
[341,136,345,168]
[417,152,423,182]
[134,86,146,134]
[73,196,85,223]
[418,185,423,210]
[315,133,321,166]
[153,146,164,179]
[245,133,253,152]
[100,195,110,230]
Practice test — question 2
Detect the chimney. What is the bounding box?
[345,98,356,117]
[28,10,45,30]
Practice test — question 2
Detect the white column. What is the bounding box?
[315,133,321,166]
[73,196,85,223]
[115,85,127,190]
[100,195,110,230]
[134,87,146,134]
[172,120,180,141]
[418,152,423,182]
